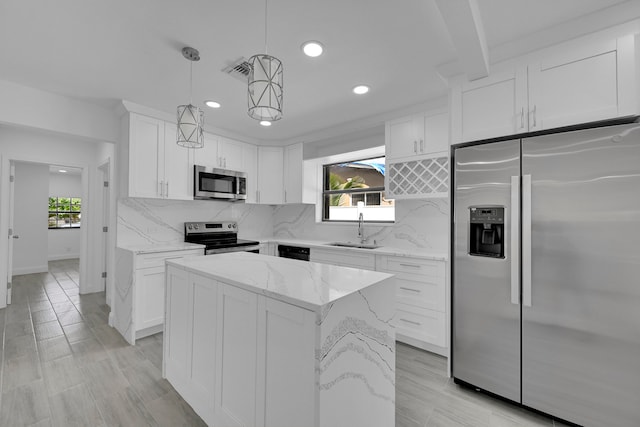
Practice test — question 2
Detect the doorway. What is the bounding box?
[7,161,87,305]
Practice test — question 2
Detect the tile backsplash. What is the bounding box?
[117,198,448,253]
[273,199,448,252]
[116,198,274,246]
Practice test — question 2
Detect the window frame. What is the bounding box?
[321,156,394,223]
[48,196,82,229]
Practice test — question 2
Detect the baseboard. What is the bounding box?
[12,264,49,276]
[48,254,81,261]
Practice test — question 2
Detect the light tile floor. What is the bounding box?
[1,259,572,427]
[0,259,205,427]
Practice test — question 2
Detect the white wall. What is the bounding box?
[48,172,83,261]
[12,162,49,275]
[0,79,118,143]
[0,125,115,308]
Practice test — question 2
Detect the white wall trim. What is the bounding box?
[12,265,48,276]
[48,254,81,261]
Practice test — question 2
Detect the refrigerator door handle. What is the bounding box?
[523,174,532,307]
[510,176,520,305]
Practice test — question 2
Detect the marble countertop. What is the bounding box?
[116,242,205,255]
[167,252,394,311]
[258,237,448,261]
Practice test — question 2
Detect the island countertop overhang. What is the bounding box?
[166,252,394,311]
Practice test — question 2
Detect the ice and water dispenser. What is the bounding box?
[469,206,505,258]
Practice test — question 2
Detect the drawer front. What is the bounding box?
[395,277,445,311]
[378,256,444,278]
[136,249,203,269]
[310,249,376,270]
[393,303,446,348]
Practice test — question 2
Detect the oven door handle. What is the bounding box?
[205,245,261,255]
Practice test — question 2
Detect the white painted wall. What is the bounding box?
[0,125,115,308]
[12,162,49,275]
[48,172,82,261]
[0,79,118,143]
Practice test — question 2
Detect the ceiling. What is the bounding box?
[0,0,638,144]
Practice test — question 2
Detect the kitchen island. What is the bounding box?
[163,252,395,427]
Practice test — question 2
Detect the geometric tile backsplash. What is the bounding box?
[388,156,449,198]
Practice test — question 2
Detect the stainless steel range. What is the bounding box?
[184,221,260,255]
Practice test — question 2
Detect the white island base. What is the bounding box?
[163,253,395,427]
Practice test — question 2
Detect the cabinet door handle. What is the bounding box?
[158,181,164,197]
[400,318,421,326]
[533,105,537,127]
[413,140,417,154]
[284,190,287,203]
[520,107,525,129]
[399,263,421,269]
[399,286,421,293]
[419,139,424,152]
[165,182,169,198]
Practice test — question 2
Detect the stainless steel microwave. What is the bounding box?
[194,165,247,201]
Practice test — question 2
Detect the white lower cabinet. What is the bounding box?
[114,247,203,345]
[310,247,376,270]
[164,267,316,427]
[308,246,448,354]
[376,255,447,355]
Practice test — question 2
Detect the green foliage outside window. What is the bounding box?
[49,197,81,229]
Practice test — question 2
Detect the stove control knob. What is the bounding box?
[228,224,232,229]
[188,225,192,230]
[194,225,199,230]
[233,224,237,228]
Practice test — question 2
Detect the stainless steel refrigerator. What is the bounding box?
[451,119,640,427]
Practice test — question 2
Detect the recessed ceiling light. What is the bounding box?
[353,85,370,95]
[302,41,324,58]
[204,100,221,108]
[259,120,272,127]
[59,169,67,173]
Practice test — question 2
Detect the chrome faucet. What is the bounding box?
[358,212,365,244]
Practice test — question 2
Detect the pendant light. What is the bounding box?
[177,47,204,148]
[248,0,283,123]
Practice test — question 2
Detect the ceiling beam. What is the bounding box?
[434,0,489,81]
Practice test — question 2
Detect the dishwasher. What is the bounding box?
[277,244,310,261]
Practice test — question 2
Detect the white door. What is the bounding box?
[6,162,15,305]
[256,147,283,204]
[386,115,421,160]
[163,122,192,200]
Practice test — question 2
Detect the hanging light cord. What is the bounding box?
[189,60,193,106]
[264,0,268,55]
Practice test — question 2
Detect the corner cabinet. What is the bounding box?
[385,111,449,199]
[113,246,204,345]
[450,34,639,143]
[122,113,193,200]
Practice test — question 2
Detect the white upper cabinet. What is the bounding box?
[386,111,450,162]
[219,137,245,171]
[451,34,638,143]
[126,113,192,200]
[527,37,636,131]
[162,122,193,200]
[193,132,220,169]
[128,113,164,199]
[256,146,284,204]
[283,143,303,204]
[452,68,528,143]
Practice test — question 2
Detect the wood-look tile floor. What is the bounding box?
[1,260,571,427]
[0,259,206,427]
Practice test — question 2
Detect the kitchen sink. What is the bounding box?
[327,242,381,249]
